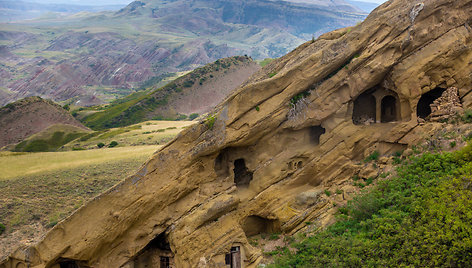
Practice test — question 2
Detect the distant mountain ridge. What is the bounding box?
[0,0,124,22]
[0,0,366,106]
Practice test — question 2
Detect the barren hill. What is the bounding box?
[0,97,88,148]
[5,0,472,267]
[0,0,365,106]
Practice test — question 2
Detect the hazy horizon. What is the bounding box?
[27,0,388,6]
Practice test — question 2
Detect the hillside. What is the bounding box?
[7,0,472,267]
[0,0,366,106]
[0,96,89,149]
[81,56,260,130]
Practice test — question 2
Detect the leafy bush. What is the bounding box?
[97,142,105,148]
[364,150,380,162]
[206,114,217,129]
[189,113,199,120]
[271,145,472,267]
[0,223,5,235]
[109,141,118,148]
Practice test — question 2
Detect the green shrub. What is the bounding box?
[97,142,105,148]
[255,106,260,112]
[462,109,472,123]
[0,223,5,235]
[364,150,380,162]
[109,141,118,148]
[450,141,457,148]
[324,190,331,197]
[206,114,217,129]
[271,144,472,267]
[268,72,277,78]
[269,233,280,240]
[189,113,199,120]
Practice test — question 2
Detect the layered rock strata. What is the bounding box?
[3,0,472,267]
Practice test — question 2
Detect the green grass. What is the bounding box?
[63,120,194,150]
[0,156,149,235]
[259,58,275,67]
[270,144,472,267]
[13,125,89,152]
[0,146,158,180]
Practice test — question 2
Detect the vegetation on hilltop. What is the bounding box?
[270,143,472,267]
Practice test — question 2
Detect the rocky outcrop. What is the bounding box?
[3,0,472,267]
[0,97,89,148]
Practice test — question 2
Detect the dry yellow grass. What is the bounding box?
[0,145,159,180]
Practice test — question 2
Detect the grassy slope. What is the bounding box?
[12,124,91,152]
[0,120,191,258]
[81,56,250,130]
[270,143,472,267]
[0,146,158,180]
[63,120,194,149]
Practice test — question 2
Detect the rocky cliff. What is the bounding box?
[3,0,472,267]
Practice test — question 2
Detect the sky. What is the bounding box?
[29,0,388,4]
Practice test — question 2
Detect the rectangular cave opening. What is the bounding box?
[234,158,253,187]
[57,259,90,268]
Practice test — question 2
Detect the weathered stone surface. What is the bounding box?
[3,0,472,267]
[429,87,464,121]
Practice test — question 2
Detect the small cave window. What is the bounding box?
[59,262,78,268]
[352,92,376,125]
[57,260,91,268]
[381,95,397,123]
[242,216,281,237]
[309,125,326,145]
[233,159,253,186]
[417,87,446,119]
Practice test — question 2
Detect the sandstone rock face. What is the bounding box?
[3,0,472,267]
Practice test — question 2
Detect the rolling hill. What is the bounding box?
[81,55,260,130]
[0,96,88,148]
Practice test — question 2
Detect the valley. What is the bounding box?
[0,0,367,107]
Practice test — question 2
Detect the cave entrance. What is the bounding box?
[55,259,90,268]
[309,126,326,145]
[381,95,397,123]
[352,92,376,125]
[234,159,253,187]
[417,87,446,119]
[225,247,241,268]
[242,216,281,237]
[133,233,174,268]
